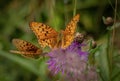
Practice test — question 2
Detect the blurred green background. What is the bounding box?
[0,0,120,81]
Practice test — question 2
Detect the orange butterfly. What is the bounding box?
[10,39,43,58]
[29,14,80,49]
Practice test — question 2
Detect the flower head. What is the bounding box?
[47,33,98,81]
[47,33,88,75]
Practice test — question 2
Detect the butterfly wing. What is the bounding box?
[29,22,58,48]
[10,50,41,58]
[62,14,80,48]
[11,39,42,58]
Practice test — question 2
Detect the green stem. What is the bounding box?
[73,0,77,16]
[107,0,120,18]
[108,0,117,80]
[107,31,112,81]
[112,0,117,79]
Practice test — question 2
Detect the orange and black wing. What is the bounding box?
[29,22,58,48]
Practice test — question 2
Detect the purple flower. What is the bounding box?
[47,33,98,81]
[47,35,88,70]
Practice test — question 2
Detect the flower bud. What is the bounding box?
[92,40,97,49]
[104,17,113,26]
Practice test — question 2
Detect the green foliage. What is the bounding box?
[0,0,120,81]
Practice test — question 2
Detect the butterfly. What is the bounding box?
[10,39,43,58]
[29,14,80,49]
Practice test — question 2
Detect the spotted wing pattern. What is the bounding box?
[61,14,80,48]
[10,39,43,58]
[29,14,80,49]
[29,22,58,48]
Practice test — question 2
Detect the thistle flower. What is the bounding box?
[47,33,98,81]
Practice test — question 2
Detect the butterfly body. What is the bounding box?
[29,14,80,49]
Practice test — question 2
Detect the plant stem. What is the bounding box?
[109,0,117,80]
[73,0,77,16]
